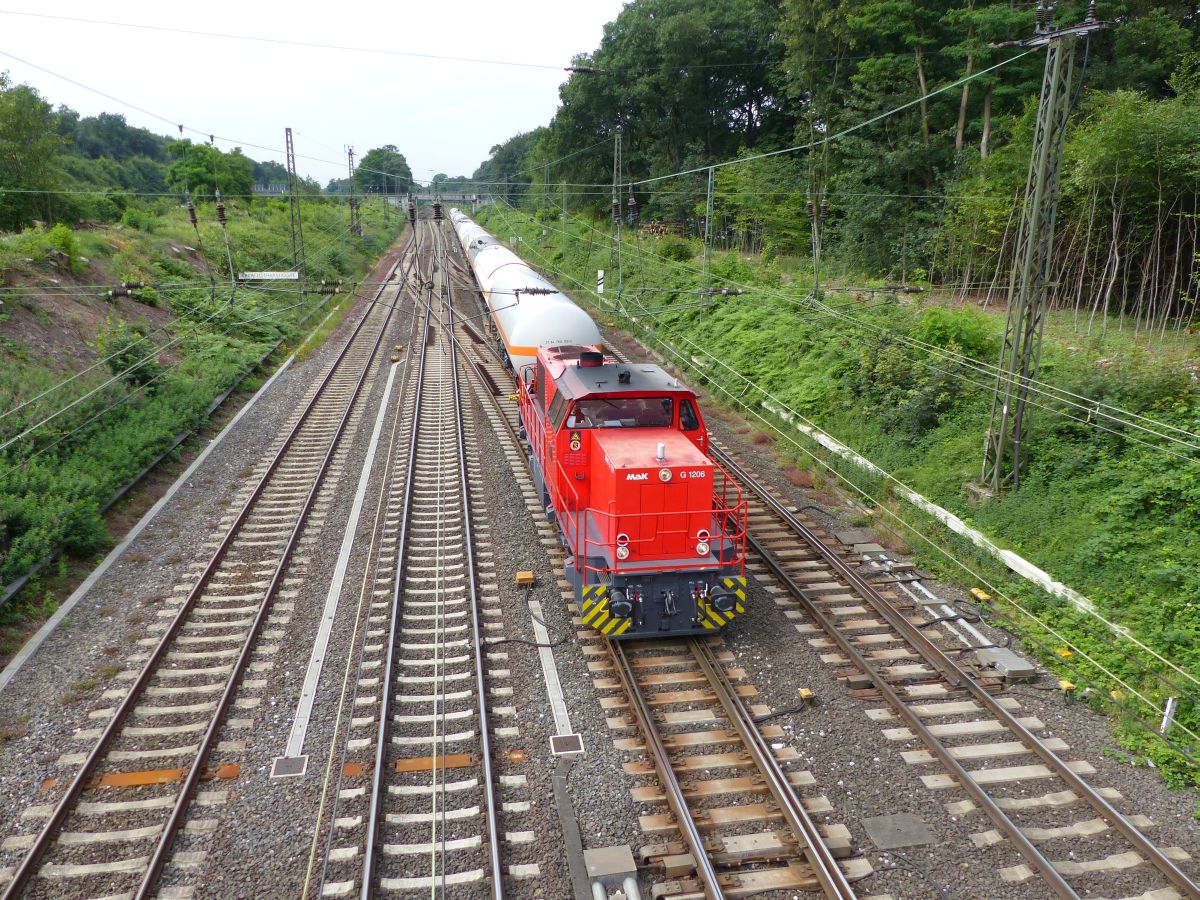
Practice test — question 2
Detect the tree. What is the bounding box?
[0,74,63,229]
[165,140,254,198]
[472,130,543,202]
[252,159,289,185]
[354,145,412,194]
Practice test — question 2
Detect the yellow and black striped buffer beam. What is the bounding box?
[697,576,747,630]
[580,585,633,636]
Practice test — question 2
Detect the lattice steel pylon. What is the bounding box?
[979,2,1107,495]
[284,128,306,280]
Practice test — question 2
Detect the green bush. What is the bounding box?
[119,207,156,232]
[659,236,694,262]
[911,306,997,361]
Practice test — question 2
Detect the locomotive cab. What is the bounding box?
[519,345,747,638]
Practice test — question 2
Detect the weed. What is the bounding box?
[0,718,29,745]
[780,463,813,489]
[95,663,121,680]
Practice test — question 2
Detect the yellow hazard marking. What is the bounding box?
[582,585,634,635]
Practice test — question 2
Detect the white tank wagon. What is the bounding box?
[449,208,601,371]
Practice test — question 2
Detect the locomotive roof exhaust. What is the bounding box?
[579,350,604,367]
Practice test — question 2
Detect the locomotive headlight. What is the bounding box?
[616,533,630,561]
[658,468,672,483]
[696,540,711,556]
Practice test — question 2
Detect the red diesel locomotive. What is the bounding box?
[518,345,748,638]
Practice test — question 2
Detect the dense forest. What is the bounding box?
[0,73,413,229]
[472,0,1199,328]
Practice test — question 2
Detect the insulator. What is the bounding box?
[627,195,639,224]
[187,201,198,227]
[611,200,620,222]
[216,199,227,226]
[121,281,145,290]
[806,200,814,218]
[819,198,829,221]
[209,134,214,145]
[1085,0,1097,22]
[433,202,442,221]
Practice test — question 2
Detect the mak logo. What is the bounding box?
[625,472,649,481]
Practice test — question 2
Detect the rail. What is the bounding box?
[610,640,724,900]
[689,639,857,899]
[711,443,1200,900]
[1,236,411,900]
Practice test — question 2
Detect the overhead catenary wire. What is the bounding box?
[542,192,1200,456]
[624,49,1039,187]
[0,48,411,186]
[2,193,383,450]
[0,10,576,71]
[504,213,1200,760]
[488,199,1200,705]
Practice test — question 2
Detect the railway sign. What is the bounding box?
[238,271,299,280]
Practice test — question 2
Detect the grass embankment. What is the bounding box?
[0,197,404,652]
[481,204,1200,791]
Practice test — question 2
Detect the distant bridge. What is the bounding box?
[411,192,483,203]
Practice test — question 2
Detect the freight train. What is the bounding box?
[450,209,747,638]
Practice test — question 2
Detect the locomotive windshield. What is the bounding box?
[567,397,674,428]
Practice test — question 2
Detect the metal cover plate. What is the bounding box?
[863,813,934,850]
[977,647,1038,678]
[550,733,584,756]
[270,755,308,779]
[835,528,876,545]
[584,844,637,879]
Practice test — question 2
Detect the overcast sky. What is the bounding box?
[0,1,628,187]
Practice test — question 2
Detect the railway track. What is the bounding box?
[442,217,1196,897]
[0,239,414,898]
[313,219,534,898]
[608,638,866,899]
[709,443,1200,900]
[443,246,866,900]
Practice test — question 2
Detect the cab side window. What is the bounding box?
[548,393,569,429]
[679,399,700,431]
